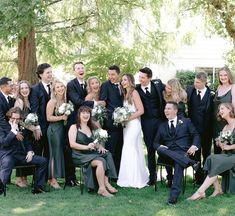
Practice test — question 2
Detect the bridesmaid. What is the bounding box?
[85,76,105,106]
[213,66,235,154]
[46,80,67,189]
[163,78,187,117]
[188,103,235,200]
[14,80,35,187]
[69,106,117,197]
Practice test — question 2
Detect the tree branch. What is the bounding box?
[46,0,63,7]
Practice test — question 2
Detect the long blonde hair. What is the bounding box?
[163,78,187,103]
[51,80,67,106]
[86,76,101,93]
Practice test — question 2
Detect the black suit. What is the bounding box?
[0,124,47,190]
[154,117,200,199]
[66,78,94,183]
[30,82,50,157]
[136,79,165,183]
[0,91,15,128]
[100,80,123,174]
[187,85,214,182]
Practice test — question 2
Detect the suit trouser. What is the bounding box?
[157,147,195,198]
[0,153,47,188]
[142,118,161,182]
[106,129,123,175]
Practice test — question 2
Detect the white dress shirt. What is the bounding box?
[196,87,207,100]
[141,82,151,94]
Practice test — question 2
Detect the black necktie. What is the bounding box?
[170,120,175,136]
[145,87,150,95]
[7,96,11,103]
[115,84,121,95]
[47,84,51,97]
[81,83,84,89]
[197,90,201,102]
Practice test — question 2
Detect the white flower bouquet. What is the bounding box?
[217,130,234,145]
[112,106,132,127]
[24,113,39,126]
[56,101,74,116]
[92,105,107,126]
[93,128,109,146]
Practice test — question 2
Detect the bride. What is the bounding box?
[117,73,149,188]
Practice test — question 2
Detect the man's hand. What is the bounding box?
[187,145,197,156]
[26,151,34,163]
[16,132,24,141]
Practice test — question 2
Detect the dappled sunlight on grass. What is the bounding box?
[218,208,228,215]
[12,202,46,214]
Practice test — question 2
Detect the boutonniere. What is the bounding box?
[153,80,159,85]
[178,120,183,125]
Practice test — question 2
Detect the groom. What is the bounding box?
[100,65,123,174]
[154,102,200,205]
[136,67,165,185]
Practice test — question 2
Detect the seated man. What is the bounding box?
[0,107,47,195]
[154,101,200,205]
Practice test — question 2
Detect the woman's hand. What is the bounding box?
[222,144,232,151]
[61,114,68,121]
[96,144,108,154]
[87,143,96,150]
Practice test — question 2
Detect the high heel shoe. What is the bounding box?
[106,184,118,194]
[187,191,206,201]
[98,190,114,198]
[209,191,223,198]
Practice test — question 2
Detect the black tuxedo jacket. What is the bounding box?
[0,124,32,157]
[0,91,15,128]
[100,80,123,130]
[186,85,214,134]
[67,78,94,126]
[30,82,50,135]
[136,79,165,120]
[154,117,200,151]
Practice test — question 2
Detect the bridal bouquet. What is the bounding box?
[92,105,107,126]
[56,101,74,116]
[93,128,109,146]
[112,106,132,127]
[24,113,39,126]
[217,130,234,145]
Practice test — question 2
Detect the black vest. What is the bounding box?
[190,89,209,133]
[141,83,161,118]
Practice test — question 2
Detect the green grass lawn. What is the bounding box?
[1,174,235,216]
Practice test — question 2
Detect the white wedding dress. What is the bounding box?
[117,100,149,188]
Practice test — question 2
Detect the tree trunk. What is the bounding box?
[18,28,38,84]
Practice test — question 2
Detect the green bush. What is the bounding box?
[176,70,196,88]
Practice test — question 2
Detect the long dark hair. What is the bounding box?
[122,73,135,105]
[76,106,97,130]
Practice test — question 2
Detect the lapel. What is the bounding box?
[74,78,85,97]
[0,91,10,109]
[175,117,184,135]
[39,82,50,101]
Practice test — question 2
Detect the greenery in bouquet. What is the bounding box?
[55,101,74,116]
[24,113,39,126]
[92,105,108,126]
[112,106,132,127]
[217,130,234,145]
[93,128,109,146]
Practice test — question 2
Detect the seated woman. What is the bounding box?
[68,106,117,197]
[188,102,235,200]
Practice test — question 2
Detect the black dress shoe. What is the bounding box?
[65,180,79,187]
[166,197,177,205]
[0,179,5,195]
[32,187,46,194]
[192,161,200,172]
[147,180,155,186]
[166,180,172,188]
